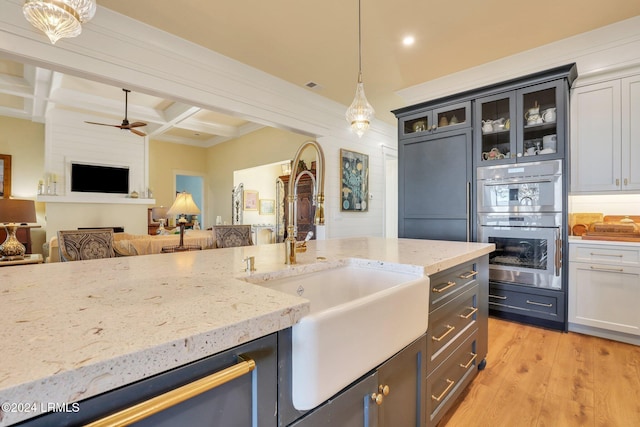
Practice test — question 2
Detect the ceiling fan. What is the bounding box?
[85,89,147,136]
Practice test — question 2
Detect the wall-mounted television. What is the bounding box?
[70,163,130,194]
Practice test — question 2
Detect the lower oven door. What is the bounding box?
[478,220,562,290]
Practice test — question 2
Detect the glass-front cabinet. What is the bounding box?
[399,101,470,138]
[475,79,565,164]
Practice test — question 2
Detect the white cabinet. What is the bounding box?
[568,241,640,343]
[570,74,640,192]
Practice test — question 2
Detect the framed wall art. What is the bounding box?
[0,154,11,198]
[243,190,258,211]
[340,149,369,211]
[259,199,275,215]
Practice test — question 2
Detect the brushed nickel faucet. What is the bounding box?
[285,141,325,264]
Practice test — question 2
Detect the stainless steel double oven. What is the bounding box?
[477,160,563,291]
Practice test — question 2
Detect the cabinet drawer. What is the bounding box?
[489,283,563,320]
[426,332,478,427]
[427,284,478,372]
[570,244,640,266]
[429,261,478,309]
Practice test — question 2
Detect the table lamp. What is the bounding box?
[167,192,200,248]
[0,199,37,260]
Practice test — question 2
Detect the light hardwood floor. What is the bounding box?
[438,318,640,426]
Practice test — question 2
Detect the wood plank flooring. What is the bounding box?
[438,318,640,426]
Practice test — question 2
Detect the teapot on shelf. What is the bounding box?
[492,117,506,130]
[482,120,493,133]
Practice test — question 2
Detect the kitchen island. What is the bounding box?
[0,237,493,426]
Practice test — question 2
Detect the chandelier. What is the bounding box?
[23,0,97,44]
[345,0,375,138]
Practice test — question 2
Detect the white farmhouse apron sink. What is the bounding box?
[243,259,429,410]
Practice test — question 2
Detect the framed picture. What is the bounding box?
[340,149,369,211]
[243,190,258,210]
[0,154,11,198]
[259,199,275,215]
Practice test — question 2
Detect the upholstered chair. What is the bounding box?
[213,225,253,248]
[57,229,115,262]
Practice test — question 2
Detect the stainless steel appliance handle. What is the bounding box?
[554,228,562,277]
[483,178,553,186]
[466,181,471,242]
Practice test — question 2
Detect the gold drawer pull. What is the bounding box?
[459,270,478,279]
[85,357,256,427]
[460,352,478,369]
[489,294,507,300]
[526,300,553,308]
[590,266,624,272]
[589,252,623,257]
[433,281,456,293]
[432,325,455,342]
[459,306,478,319]
[431,379,455,402]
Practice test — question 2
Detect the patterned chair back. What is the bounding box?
[57,229,115,262]
[213,225,253,248]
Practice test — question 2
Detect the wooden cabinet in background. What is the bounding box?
[280,174,316,241]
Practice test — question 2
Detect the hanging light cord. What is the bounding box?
[357,0,363,82]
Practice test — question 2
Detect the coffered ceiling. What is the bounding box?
[1,0,639,146]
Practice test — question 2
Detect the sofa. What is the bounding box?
[45,230,217,263]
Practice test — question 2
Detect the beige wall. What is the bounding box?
[0,116,46,253]
[206,127,310,225]
[149,139,209,210]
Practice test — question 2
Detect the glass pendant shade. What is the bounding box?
[23,0,97,44]
[346,72,375,138]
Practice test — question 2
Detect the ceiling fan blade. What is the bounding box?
[85,121,120,128]
[130,128,147,137]
[128,122,147,128]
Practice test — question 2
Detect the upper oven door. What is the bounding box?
[477,159,563,213]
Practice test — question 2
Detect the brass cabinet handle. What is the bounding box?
[460,352,478,369]
[590,266,624,272]
[371,393,383,405]
[459,306,478,319]
[379,384,390,396]
[616,178,620,186]
[526,300,553,308]
[489,294,507,300]
[432,325,455,342]
[85,357,256,427]
[624,178,628,186]
[432,281,456,293]
[431,379,455,402]
[459,270,478,279]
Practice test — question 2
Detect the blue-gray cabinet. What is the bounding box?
[287,334,426,427]
[17,334,278,427]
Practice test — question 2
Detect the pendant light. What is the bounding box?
[23,0,97,45]
[345,0,375,138]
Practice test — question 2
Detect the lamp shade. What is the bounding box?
[0,199,37,224]
[167,192,200,216]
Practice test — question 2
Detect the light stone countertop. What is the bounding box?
[568,236,640,247]
[0,237,493,425]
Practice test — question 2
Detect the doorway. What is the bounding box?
[175,173,204,226]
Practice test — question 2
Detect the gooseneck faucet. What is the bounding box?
[285,141,325,264]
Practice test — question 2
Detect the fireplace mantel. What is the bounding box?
[37,195,155,205]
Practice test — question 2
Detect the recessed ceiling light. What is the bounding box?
[402,35,415,46]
